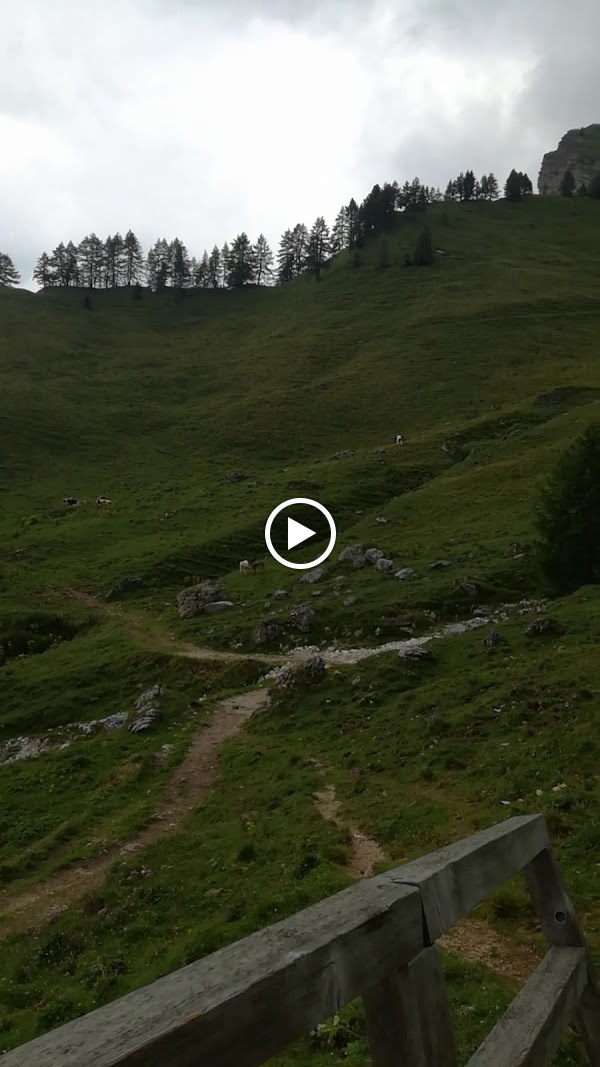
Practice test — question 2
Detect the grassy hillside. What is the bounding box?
[0,195,599,1061]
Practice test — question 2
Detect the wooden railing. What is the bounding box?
[3,815,599,1066]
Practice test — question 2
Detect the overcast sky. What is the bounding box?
[2,0,598,287]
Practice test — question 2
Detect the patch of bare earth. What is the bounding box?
[313,781,540,984]
[0,688,270,939]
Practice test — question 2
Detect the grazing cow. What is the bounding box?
[394,434,404,446]
[96,496,112,506]
[63,497,78,507]
[239,560,251,575]
[250,560,264,573]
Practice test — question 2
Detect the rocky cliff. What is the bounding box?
[538,124,600,194]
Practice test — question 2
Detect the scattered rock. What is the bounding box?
[525,617,563,637]
[203,601,234,615]
[136,685,162,710]
[399,646,433,661]
[338,544,366,569]
[471,605,492,618]
[332,450,355,459]
[271,589,288,600]
[289,604,316,633]
[483,629,507,651]
[375,558,394,574]
[105,576,143,600]
[310,590,322,598]
[442,440,468,462]
[285,479,320,491]
[504,542,525,558]
[177,580,227,618]
[534,385,587,407]
[299,568,325,584]
[375,516,388,524]
[303,655,326,680]
[103,712,129,731]
[343,595,357,607]
[129,707,161,733]
[252,619,282,645]
[373,448,386,455]
[459,580,480,598]
[276,666,297,689]
[365,548,384,564]
[395,567,417,581]
[389,614,415,631]
[428,560,451,570]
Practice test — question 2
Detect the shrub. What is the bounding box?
[534,422,600,593]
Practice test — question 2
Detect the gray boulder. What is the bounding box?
[276,666,297,689]
[365,547,384,564]
[428,560,451,570]
[525,616,563,637]
[252,619,282,645]
[129,707,161,733]
[343,595,357,607]
[177,580,227,619]
[395,567,417,581]
[136,684,162,710]
[375,558,394,574]
[271,589,288,600]
[299,568,325,584]
[471,605,492,618]
[338,544,366,569]
[459,580,480,598]
[504,542,525,558]
[289,604,316,633]
[483,629,507,651]
[303,655,326,680]
[104,712,129,731]
[204,600,234,615]
[400,646,433,661]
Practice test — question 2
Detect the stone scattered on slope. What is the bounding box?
[374,557,394,574]
[104,712,129,731]
[271,589,288,600]
[504,542,525,558]
[177,580,228,618]
[289,604,316,633]
[253,619,282,645]
[136,685,162,710]
[442,440,468,462]
[400,646,433,661]
[459,580,480,598]
[105,576,143,600]
[471,605,492,618]
[484,629,507,652]
[338,544,366,569]
[525,616,563,637]
[343,595,357,607]
[204,601,234,615]
[304,655,326,680]
[395,567,417,581]
[365,547,384,564]
[429,559,451,570]
[299,568,325,584]
[129,707,161,733]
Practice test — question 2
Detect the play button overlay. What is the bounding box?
[265,497,337,570]
[287,517,316,551]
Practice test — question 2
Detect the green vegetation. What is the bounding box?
[0,194,599,1062]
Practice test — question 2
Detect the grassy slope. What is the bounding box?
[0,196,599,1061]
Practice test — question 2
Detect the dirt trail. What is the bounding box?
[313,779,540,984]
[0,688,270,938]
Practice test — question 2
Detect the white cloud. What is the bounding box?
[1,0,598,286]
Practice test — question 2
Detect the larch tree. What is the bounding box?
[330,205,349,254]
[276,229,295,284]
[207,246,220,288]
[226,233,256,288]
[504,169,523,202]
[290,223,309,277]
[78,233,105,287]
[0,253,20,286]
[220,243,229,288]
[33,252,54,288]
[170,238,191,288]
[253,234,274,285]
[306,216,330,282]
[346,198,360,247]
[123,230,144,285]
[560,168,576,197]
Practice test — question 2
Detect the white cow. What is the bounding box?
[239,559,251,575]
[96,496,112,506]
[394,434,404,446]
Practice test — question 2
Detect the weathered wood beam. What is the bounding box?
[465,947,588,1067]
[523,847,600,1063]
[363,944,457,1066]
[380,814,549,941]
[3,879,423,1067]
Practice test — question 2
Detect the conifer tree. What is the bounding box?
[560,168,576,197]
[170,238,191,288]
[123,230,144,285]
[504,169,523,202]
[589,173,600,199]
[331,205,349,254]
[220,243,229,288]
[346,198,360,247]
[306,217,330,281]
[33,252,54,288]
[290,223,309,277]
[226,233,255,288]
[206,246,219,288]
[276,229,295,284]
[0,252,20,286]
[253,234,274,285]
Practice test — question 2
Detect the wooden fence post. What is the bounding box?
[523,847,600,1064]
[363,945,458,1067]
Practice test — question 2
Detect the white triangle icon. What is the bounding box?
[288,517,316,551]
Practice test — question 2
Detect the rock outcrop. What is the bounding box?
[538,124,600,195]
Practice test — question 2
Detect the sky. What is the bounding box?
[2,0,599,287]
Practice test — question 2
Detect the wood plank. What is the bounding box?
[380,814,548,941]
[466,947,588,1067]
[363,944,457,1066]
[524,847,600,1063]
[2,879,423,1067]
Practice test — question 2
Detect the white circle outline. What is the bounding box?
[264,497,337,571]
